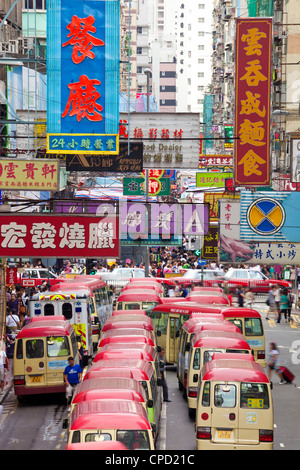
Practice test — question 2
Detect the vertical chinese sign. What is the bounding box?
[47,0,120,154]
[234,18,272,186]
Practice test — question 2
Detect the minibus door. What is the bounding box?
[210,382,239,445]
[24,337,47,387]
[168,315,181,363]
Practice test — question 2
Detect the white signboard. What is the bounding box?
[119,112,200,169]
[291,135,300,183]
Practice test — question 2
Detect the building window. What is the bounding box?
[198,18,205,23]
[137,27,143,34]
[198,45,204,50]
[198,4,205,8]
[23,0,46,9]
[137,47,143,55]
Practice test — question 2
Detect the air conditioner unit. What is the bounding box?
[0,43,10,53]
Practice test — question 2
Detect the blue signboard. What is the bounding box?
[47,0,119,154]
[240,191,300,243]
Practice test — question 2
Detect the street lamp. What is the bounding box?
[144,68,152,277]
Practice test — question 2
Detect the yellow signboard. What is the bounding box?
[0,159,59,191]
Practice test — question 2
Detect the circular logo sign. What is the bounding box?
[247,197,285,236]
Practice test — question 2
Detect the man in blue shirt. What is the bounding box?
[64,356,82,405]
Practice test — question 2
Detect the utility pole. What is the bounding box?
[144,68,151,277]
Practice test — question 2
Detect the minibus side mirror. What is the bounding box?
[159,360,165,369]
[156,330,161,337]
[270,381,273,390]
[147,399,153,408]
[185,343,190,352]
[94,317,99,325]
[157,377,162,386]
[151,423,157,436]
[62,418,68,429]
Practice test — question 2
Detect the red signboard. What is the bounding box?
[0,214,119,259]
[6,267,18,286]
[234,18,272,186]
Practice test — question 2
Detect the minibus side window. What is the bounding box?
[214,384,236,408]
[150,374,157,405]
[71,431,80,443]
[70,333,78,358]
[26,339,44,359]
[126,303,140,310]
[140,380,149,400]
[86,433,111,442]
[202,381,210,407]
[150,312,168,334]
[16,339,23,359]
[62,303,72,320]
[45,303,55,316]
[244,318,263,336]
[117,430,150,450]
[193,348,201,370]
[204,350,222,364]
[240,383,269,409]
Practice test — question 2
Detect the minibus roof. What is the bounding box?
[220,308,262,318]
[72,388,146,405]
[69,400,151,431]
[66,441,128,450]
[98,343,157,357]
[84,359,154,381]
[186,295,230,305]
[37,290,91,300]
[201,358,269,383]
[191,330,251,350]
[99,336,154,347]
[112,310,147,316]
[73,377,146,399]
[101,328,154,339]
[106,315,153,325]
[94,349,156,363]
[187,291,225,297]
[101,321,154,333]
[211,353,255,362]
[152,303,225,316]
[17,320,74,338]
[182,318,240,334]
[192,287,223,292]
[129,277,163,283]
[121,284,163,293]
[117,292,162,302]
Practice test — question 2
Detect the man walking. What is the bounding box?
[63,356,82,406]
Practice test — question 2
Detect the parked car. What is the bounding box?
[18,268,63,287]
[223,268,291,293]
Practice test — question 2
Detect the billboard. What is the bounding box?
[119,113,200,170]
[196,172,233,188]
[0,159,59,191]
[120,202,209,246]
[219,199,300,264]
[240,191,300,243]
[234,18,272,186]
[47,0,120,154]
[0,214,119,258]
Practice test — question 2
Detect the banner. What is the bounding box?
[0,214,119,258]
[234,18,272,186]
[47,0,120,154]
[0,159,59,191]
[196,172,233,188]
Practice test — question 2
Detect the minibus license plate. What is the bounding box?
[31,376,42,383]
[218,430,231,439]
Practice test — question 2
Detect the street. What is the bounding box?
[0,300,299,451]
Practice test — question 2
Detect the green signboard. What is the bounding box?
[196,172,233,188]
[123,177,170,196]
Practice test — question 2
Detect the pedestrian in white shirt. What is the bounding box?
[0,343,8,392]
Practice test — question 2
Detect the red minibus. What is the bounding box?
[98,328,156,349]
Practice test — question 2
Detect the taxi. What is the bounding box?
[82,359,162,440]
[187,330,251,417]
[67,400,155,450]
[196,357,273,450]
[177,318,240,395]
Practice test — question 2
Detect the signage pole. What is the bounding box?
[144,69,151,277]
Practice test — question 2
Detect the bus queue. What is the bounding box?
[11,274,273,450]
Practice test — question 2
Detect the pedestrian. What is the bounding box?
[178,285,188,298]
[6,309,20,333]
[286,290,294,323]
[244,287,254,308]
[0,342,8,393]
[274,284,281,317]
[236,287,245,307]
[278,288,289,324]
[266,285,276,320]
[7,293,19,316]
[63,356,82,406]
[267,342,286,384]
[158,348,171,402]
[77,335,84,370]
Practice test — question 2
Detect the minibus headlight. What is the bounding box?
[259,429,273,442]
[197,427,211,440]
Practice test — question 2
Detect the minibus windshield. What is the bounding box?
[26,339,44,359]
[47,336,70,357]
[244,318,263,336]
[117,430,150,450]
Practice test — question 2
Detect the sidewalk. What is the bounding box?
[0,360,13,405]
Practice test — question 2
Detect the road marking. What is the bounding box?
[269,319,276,328]
[280,443,285,448]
